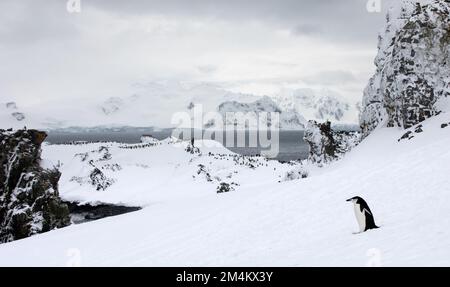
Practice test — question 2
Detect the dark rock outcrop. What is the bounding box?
[217,182,234,193]
[304,121,360,165]
[185,142,200,154]
[304,121,337,165]
[0,129,70,243]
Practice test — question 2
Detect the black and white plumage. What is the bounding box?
[346,196,379,232]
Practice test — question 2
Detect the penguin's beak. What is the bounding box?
[346,198,352,202]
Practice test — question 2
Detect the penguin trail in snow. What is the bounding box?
[346,196,379,233]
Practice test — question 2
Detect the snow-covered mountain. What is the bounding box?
[360,0,450,137]
[211,96,306,130]
[274,88,355,124]
[1,82,357,131]
[0,83,260,130]
[0,102,26,127]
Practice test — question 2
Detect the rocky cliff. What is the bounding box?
[360,0,450,137]
[0,129,70,243]
[303,121,360,165]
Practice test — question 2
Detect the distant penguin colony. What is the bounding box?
[346,196,379,233]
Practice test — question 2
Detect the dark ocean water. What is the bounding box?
[46,129,309,162]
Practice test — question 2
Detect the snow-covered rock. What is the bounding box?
[0,129,70,243]
[69,145,118,191]
[281,165,308,182]
[304,121,337,165]
[304,120,360,165]
[360,0,450,137]
[216,96,306,130]
[140,135,159,144]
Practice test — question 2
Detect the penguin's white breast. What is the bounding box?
[353,203,366,231]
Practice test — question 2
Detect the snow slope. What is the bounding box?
[36,139,299,206]
[0,111,449,266]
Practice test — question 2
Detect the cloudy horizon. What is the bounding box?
[0,0,400,120]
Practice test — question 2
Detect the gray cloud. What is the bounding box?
[197,65,218,74]
[0,0,393,51]
[85,0,394,46]
[0,0,399,110]
[304,70,358,86]
[0,1,78,47]
[291,24,322,36]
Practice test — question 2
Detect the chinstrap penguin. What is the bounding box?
[346,196,379,233]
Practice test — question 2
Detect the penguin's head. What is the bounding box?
[346,196,362,203]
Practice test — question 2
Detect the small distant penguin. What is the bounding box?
[346,196,379,233]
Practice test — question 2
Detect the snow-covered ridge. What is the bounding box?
[214,96,306,130]
[274,88,355,123]
[1,82,356,130]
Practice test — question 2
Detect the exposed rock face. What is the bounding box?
[360,0,450,137]
[304,121,360,165]
[0,129,70,243]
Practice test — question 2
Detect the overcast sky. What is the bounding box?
[0,0,399,108]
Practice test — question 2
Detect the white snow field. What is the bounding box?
[0,111,449,266]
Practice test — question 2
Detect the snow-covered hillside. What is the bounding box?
[36,138,299,206]
[0,108,449,266]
